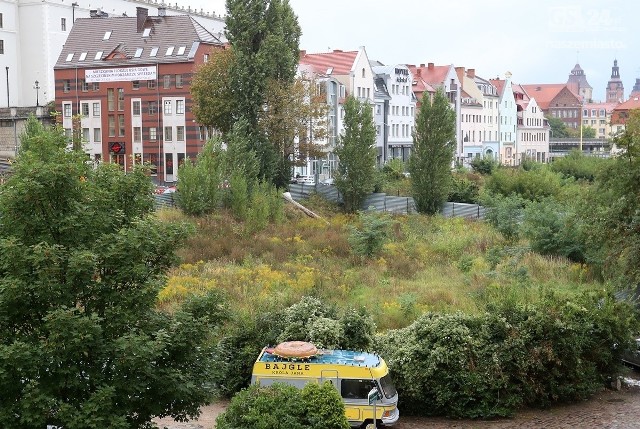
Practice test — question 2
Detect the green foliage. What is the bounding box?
[582,126,596,139]
[376,289,637,418]
[0,123,228,428]
[469,157,498,175]
[348,211,393,258]
[448,173,480,204]
[409,89,457,214]
[485,167,562,202]
[334,96,378,213]
[481,193,526,241]
[216,382,349,429]
[339,308,376,351]
[176,138,225,216]
[383,158,407,180]
[522,198,586,262]
[278,296,337,343]
[546,114,572,138]
[550,150,607,182]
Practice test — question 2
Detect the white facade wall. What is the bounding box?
[80,98,103,159]
[1,0,224,108]
[516,98,549,163]
[498,76,517,165]
[161,96,186,183]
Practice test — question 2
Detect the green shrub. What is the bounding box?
[485,168,562,202]
[339,308,376,351]
[376,289,637,418]
[550,150,608,182]
[383,158,407,180]
[469,157,498,175]
[448,174,480,203]
[481,193,526,241]
[216,382,350,429]
[348,211,393,258]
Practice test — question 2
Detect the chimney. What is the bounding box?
[468,68,475,78]
[136,7,148,32]
[333,49,343,53]
[299,49,306,58]
[420,63,425,68]
[428,62,434,70]
[536,86,541,91]
[158,6,166,17]
[90,9,98,17]
[417,69,421,77]
[455,66,464,82]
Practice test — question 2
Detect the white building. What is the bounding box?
[491,73,518,166]
[371,63,416,164]
[0,0,225,109]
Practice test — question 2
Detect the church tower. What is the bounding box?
[567,63,593,102]
[606,59,624,103]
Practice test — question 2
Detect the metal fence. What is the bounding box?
[154,193,176,209]
[288,183,485,219]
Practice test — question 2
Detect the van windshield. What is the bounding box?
[379,374,397,399]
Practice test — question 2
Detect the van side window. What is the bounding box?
[341,379,376,399]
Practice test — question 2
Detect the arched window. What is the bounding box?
[362,68,365,78]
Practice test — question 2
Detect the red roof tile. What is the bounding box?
[407,63,451,87]
[299,50,359,76]
[520,84,580,110]
[614,96,640,111]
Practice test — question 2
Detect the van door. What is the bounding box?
[320,370,338,389]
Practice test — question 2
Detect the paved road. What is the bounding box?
[155,374,640,429]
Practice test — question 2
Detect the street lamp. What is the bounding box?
[34,80,40,107]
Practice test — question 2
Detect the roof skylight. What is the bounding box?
[134,48,143,58]
[94,51,103,60]
[165,46,174,56]
[79,52,87,61]
[66,53,74,61]
[103,31,112,40]
[177,46,186,55]
[142,28,151,37]
[150,47,158,57]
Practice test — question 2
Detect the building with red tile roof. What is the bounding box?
[54,7,224,183]
[582,102,620,139]
[521,84,582,130]
[612,95,640,126]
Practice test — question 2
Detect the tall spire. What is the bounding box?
[611,59,620,79]
[606,59,624,103]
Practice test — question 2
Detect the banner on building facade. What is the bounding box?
[85,66,157,83]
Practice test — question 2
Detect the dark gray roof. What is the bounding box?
[374,76,391,100]
[55,14,223,69]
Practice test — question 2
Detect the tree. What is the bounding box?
[334,96,377,213]
[546,115,571,138]
[0,118,228,428]
[581,126,596,139]
[191,48,236,134]
[408,89,457,214]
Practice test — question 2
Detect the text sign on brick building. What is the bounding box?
[85,66,157,83]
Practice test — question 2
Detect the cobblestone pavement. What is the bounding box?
[155,374,640,429]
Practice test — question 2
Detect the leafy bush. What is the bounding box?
[348,211,393,258]
[550,150,608,182]
[448,174,480,204]
[522,198,586,262]
[376,289,638,418]
[485,168,562,202]
[216,382,349,429]
[481,193,526,241]
[383,158,407,180]
[469,157,498,175]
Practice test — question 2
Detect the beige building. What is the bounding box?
[582,102,618,140]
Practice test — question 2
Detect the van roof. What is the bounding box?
[259,347,381,368]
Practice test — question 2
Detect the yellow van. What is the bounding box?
[251,341,399,428]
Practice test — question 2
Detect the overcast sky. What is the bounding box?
[187,0,638,102]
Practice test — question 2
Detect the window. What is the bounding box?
[164,100,172,115]
[176,126,184,141]
[132,100,141,116]
[165,46,174,56]
[148,80,156,89]
[92,102,100,117]
[341,379,377,400]
[163,75,171,89]
[176,99,184,114]
[175,74,183,88]
[108,116,115,137]
[61,18,66,31]
[134,48,143,58]
[133,127,142,143]
[164,126,172,141]
[118,114,125,136]
[117,88,124,111]
[94,51,103,60]
[143,28,151,37]
[0,13,3,28]
[132,80,140,90]
[79,52,87,61]
[0,40,3,55]
[82,128,89,142]
[81,102,89,116]
[81,80,89,92]
[150,47,158,57]
[149,127,157,140]
[92,82,100,91]
[165,153,174,174]
[63,79,71,92]
[66,53,73,62]
[203,54,209,63]
[63,103,72,117]
[103,31,111,40]
[107,88,114,111]
[177,46,186,55]
[148,101,158,115]
[93,128,101,142]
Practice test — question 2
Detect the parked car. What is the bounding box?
[621,337,640,368]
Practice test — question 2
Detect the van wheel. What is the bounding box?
[360,421,384,429]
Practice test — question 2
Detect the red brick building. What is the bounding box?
[53,7,223,183]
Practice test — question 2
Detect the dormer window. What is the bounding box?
[142,28,151,37]
[103,31,112,40]
[134,48,143,58]
[94,51,103,60]
[150,47,158,57]
[165,46,174,56]
[66,53,74,61]
[177,46,186,55]
[79,52,87,61]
